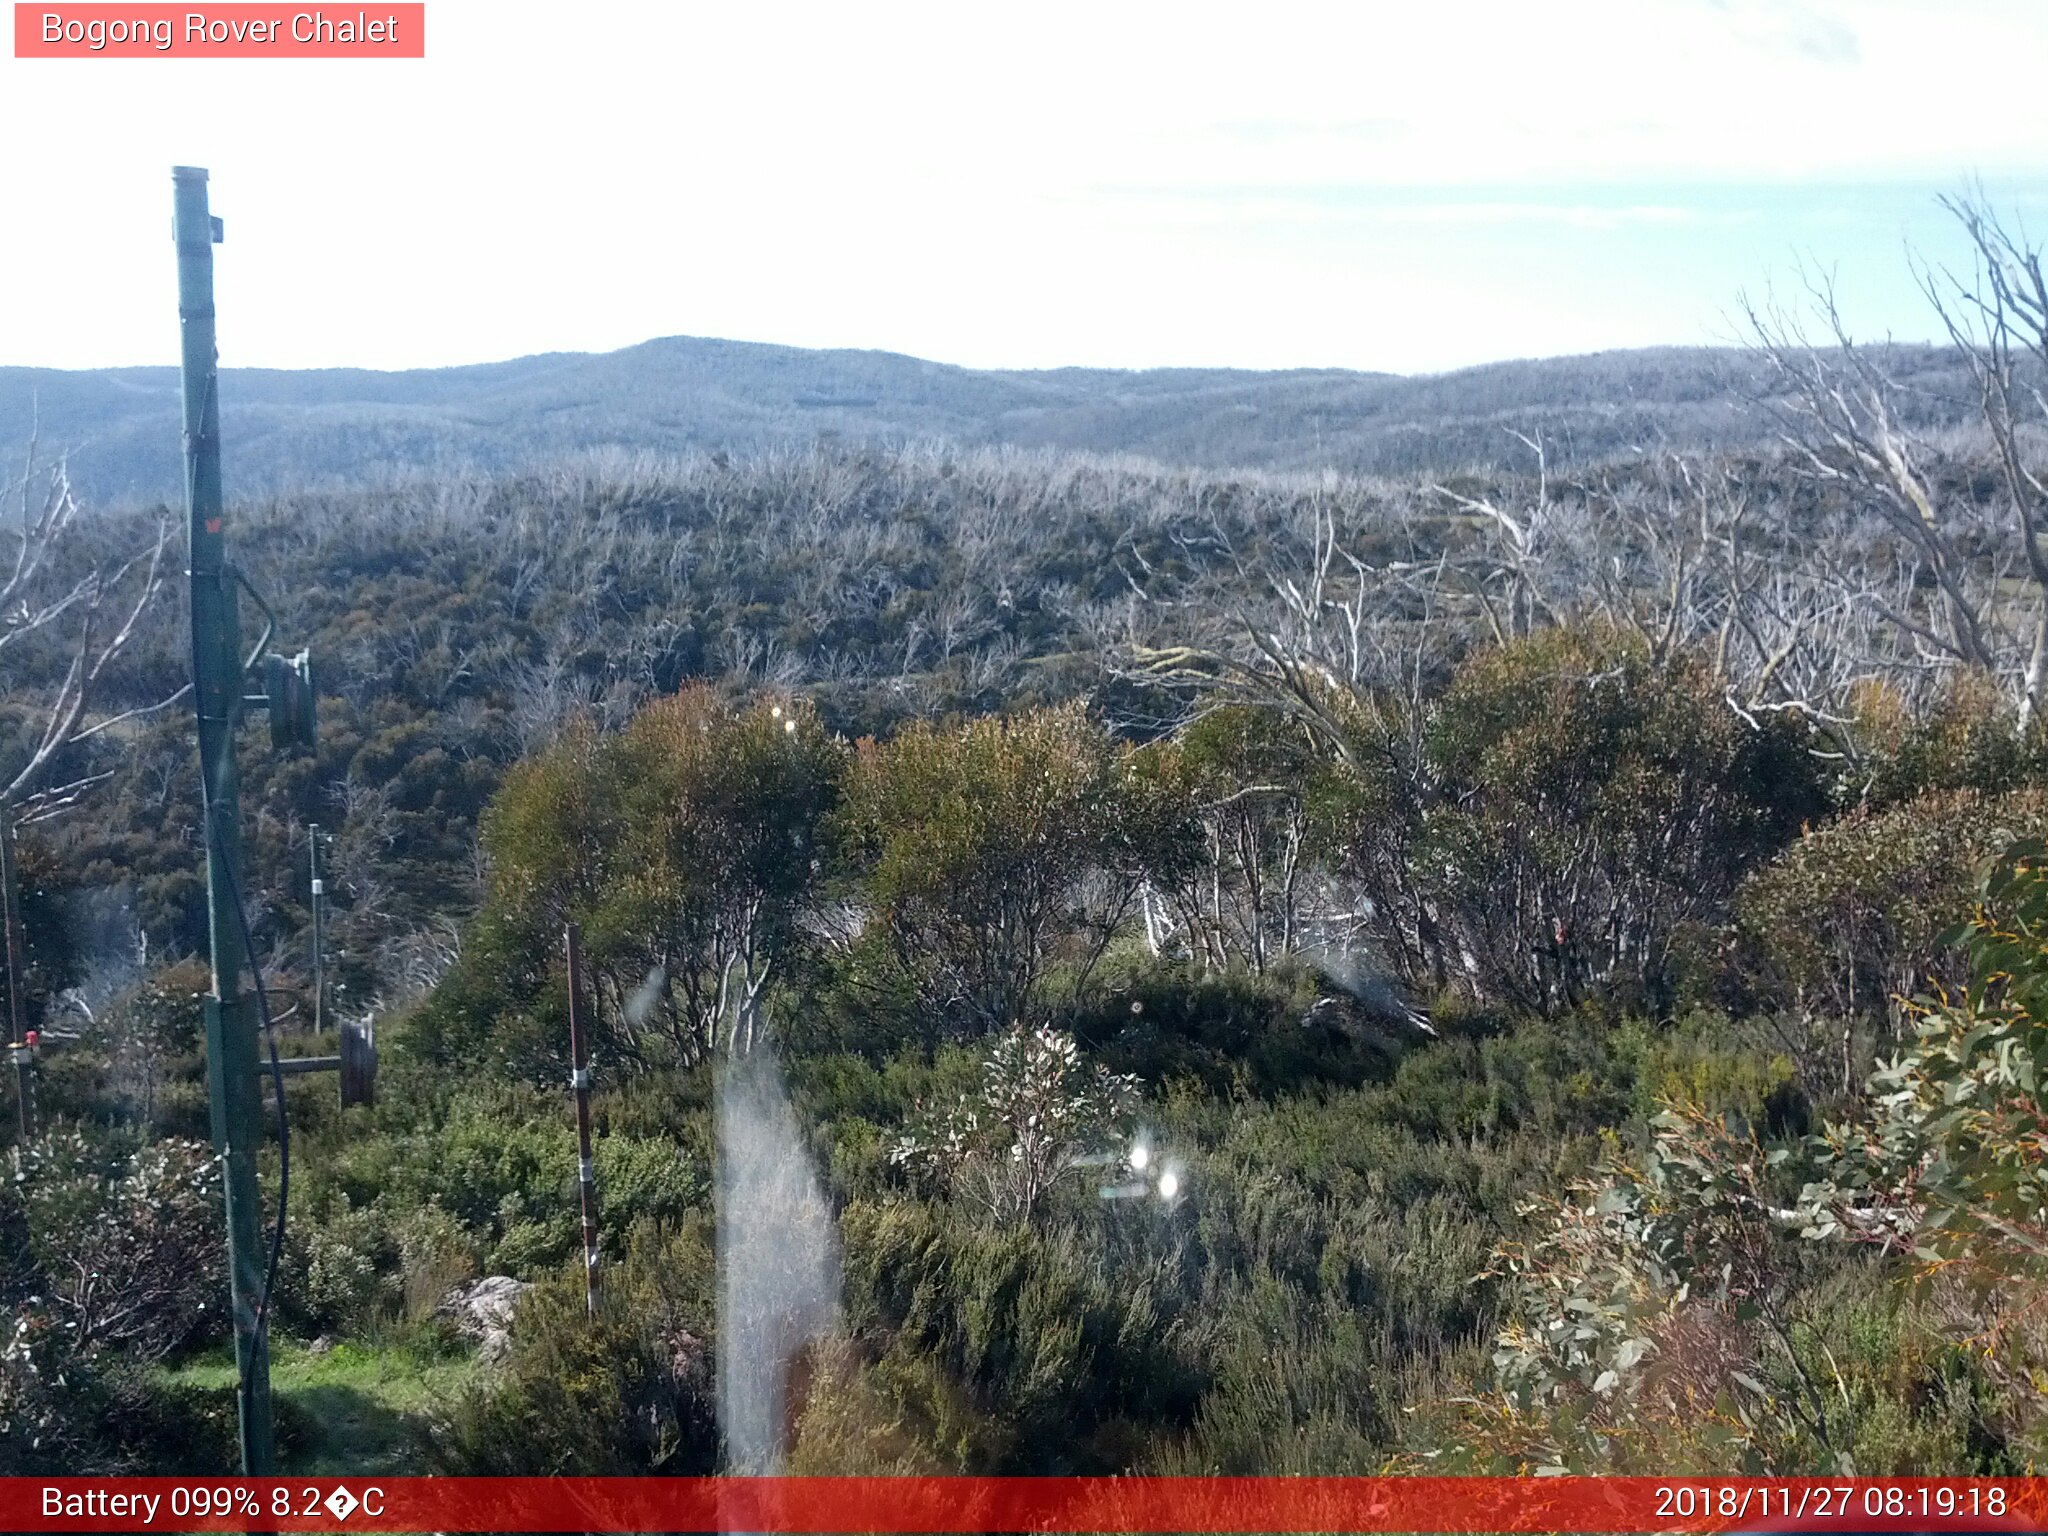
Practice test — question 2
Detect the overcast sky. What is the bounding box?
[4,0,2046,375]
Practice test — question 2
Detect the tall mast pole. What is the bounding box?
[175,164,274,1475]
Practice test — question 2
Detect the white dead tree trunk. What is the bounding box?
[1,440,184,825]
[1742,193,2048,736]
[1920,190,2048,733]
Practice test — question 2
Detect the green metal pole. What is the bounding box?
[174,164,275,1476]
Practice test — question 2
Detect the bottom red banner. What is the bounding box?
[5,1475,2046,1534]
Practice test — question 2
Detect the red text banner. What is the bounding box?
[4,1476,2048,1533]
[14,4,424,57]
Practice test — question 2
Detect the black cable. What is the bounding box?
[224,857,289,1395]
[190,765,291,1412]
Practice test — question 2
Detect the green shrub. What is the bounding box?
[1411,626,1826,1016]
[0,1340,250,1476]
[835,705,1167,1039]
[1070,956,1391,1099]
[393,1203,478,1323]
[285,1196,398,1335]
[593,1134,707,1242]
[1796,836,2048,1297]
[1152,1272,1393,1474]
[889,1026,1138,1227]
[1862,673,2048,807]
[840,1198,1195,1468]
[12,1125,224,1361]
[429,1222,716,1475]
[1130,706,1339,975]
[1735,788,2048,1037]
[38,961,211,1134]
[416,686,844,1075]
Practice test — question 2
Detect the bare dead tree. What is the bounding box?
[0,440,185,823]
[1425,430,1575,644]
[1740,220,2048,732]
[1119,491,1457,776]
[1917,189,2048,730]
[1564,455,1873,763]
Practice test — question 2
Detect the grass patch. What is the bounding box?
[156,1336,476,1475]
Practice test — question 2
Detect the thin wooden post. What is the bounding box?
[565,923,601,1315]
[309,824,325,1035]
[1,814,31,1141]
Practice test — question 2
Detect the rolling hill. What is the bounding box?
[0,333,1973,505]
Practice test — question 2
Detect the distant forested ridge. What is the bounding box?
[0,334,1983,505]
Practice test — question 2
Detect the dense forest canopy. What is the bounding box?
[8,193,2048,1481]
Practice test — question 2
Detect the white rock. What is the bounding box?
[439,1275,529,1343]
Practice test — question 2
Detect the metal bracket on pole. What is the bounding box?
[256,1019,376,1108]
